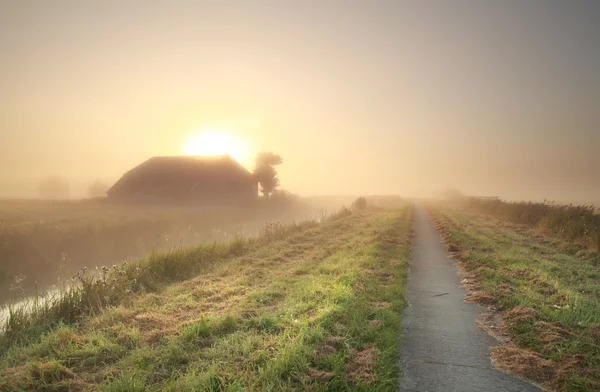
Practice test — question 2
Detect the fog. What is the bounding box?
[1,1,599,203]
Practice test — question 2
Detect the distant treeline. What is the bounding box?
[463,198,600,252]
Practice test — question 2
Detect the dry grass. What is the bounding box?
[491,346,555,383]
[503,306,540,325]
[346,346,380,381]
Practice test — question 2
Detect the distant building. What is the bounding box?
[107,155,257,202]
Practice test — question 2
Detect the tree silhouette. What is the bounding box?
[38,177,69,199]
[253,152,283,197]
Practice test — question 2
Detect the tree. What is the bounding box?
[38,176,69,199]
[253,152,283,197]
[87,180,109,198]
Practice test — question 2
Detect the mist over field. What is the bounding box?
[2,3,600,390]
[1,1,599,203]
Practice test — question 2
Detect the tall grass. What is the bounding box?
[0,198,323,304]
[0,206,355,355]
[0,218,323,355]
[463,198,600,251]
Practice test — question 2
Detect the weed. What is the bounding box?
[351,197,368,211]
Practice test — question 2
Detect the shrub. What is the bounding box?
[329,207,352,221]
[351,197,368,210]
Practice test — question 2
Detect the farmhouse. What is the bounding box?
[107,155,257,202]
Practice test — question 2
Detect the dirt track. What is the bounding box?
[399,205,540,391]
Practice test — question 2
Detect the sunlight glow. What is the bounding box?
[182,128,251,166]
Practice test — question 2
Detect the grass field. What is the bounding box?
[0,197,329,305]
[0,202,413,391]
[428,202,600,391]
[461,198,600,253]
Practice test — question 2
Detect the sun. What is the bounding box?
[182,127,250,165]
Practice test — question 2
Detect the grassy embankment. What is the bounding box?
[0,196,321,304]
[0,202,413,391]
[463,198,600,256]
[428,201,600,391]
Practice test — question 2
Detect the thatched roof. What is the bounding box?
[107,155,255,199]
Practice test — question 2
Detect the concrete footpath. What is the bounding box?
[399,205,539,392]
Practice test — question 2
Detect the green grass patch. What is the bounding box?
[0,202,413,391]
[429,202,600,391]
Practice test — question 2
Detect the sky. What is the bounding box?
[1,0,599,201]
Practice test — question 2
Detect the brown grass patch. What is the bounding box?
[528,277,557,296]
[475,313,510,343]
[447,244,460,253]
[491,346,554,383]
[0,364,27,378]
[346,345,379,381]
[315,336,345,358]
[54,328,85,347]
[191,287,216,298]
[308,368,335,382]
[388,259,400,266]
[588,324,600,344]
[503,306,539,325]
[371,301,391,310]
[130,311,170,332]
[498,283,514,296]
[377,272,394,281]
[465,290,496,305]
[27,362,89,392]
[457,267,499,305]
[324,336,345,348]
[143,327,179,347]
[533,321,572,353]
[316,344,337,357]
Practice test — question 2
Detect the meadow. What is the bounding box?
[0,200,413,391]
[0,196,330,305]
[428,201,600,391]
[461,198,600,254]
[4,195,598,391]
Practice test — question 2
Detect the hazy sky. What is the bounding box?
[1,0,599,201]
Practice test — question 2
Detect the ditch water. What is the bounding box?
[0,211,328,331]
[0,287,61,330]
